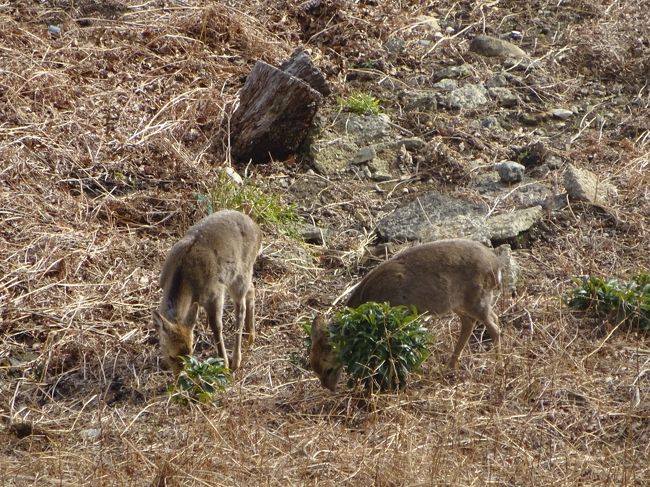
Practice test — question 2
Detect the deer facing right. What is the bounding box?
[310,239,503,391]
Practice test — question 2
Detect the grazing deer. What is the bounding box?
[310,239,503,391]
[152,210,262,375]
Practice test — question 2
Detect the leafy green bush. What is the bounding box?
[199,171,301,238]
[330,302,431,393]
[168,356,231,405]
[566,273,650,331]
[337,91,382,115]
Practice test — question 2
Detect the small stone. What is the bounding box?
[432,79,458,91]
[445,84,489,110]
[481,116,501,130]
[79,429,101,441]
[496,161,525,183]
[384,37,405,55]
[415,15,441,34]
[469,35,527,59]
[223,166,243,185]
[520,112,549,126]
[485,75,508,88]
[391,137,425,151]
[564,164,618,205]
[301,224,328,245]
[350,146,376,165]
[488,87,519,107]
[545,154,563,169]
[551,108,574,120]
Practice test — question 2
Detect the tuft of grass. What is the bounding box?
[337,91,382,115]
[199,171,302,238]
[329,302,431,393]
[168,356,232,405]
[566,273,650,331]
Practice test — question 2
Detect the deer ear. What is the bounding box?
[311,314,327,341]
[152,310,173,335]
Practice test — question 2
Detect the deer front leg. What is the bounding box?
[244,285,256,348]
[207,291,229,370]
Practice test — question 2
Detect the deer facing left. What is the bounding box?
[152,210,262,375]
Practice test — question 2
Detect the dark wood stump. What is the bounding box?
[230,55,327,164]
[279,48,331,97]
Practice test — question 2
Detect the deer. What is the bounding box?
[152,210,262,375]
[310,239,504,391]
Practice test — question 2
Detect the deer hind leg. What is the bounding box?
[463,297,501,363]
[207,289,229,369]
[230,291,247,371]
[449,314,477,369]
[243,285,256,349]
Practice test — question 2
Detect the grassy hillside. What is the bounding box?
[1,1,648,485]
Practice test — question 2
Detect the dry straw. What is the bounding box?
[1,1,649,485]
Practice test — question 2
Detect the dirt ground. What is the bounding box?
[1,1,649,485]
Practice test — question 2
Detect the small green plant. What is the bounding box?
[566,273,650,331]
[199,171,302,238]
[329,302,431,393]
[168,356,231,405]
[337,91,382,116]
[290,319,314,368]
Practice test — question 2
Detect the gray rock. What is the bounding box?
[377,190,543,244]
[503,57,535,70]
[564,164,618,205]
[551,108,574,120]
[400,90,438,111]
[415,15,441,34]
[433,78,458,91]
[469,35,527,59]
[496,161,525,183]
[481,116,501,130]
[391,137,426,151]
[419,215,492,243]
[488,87,519,107]
[384,37,406,55]
[301,224,328,245]
[485,74,509,88]
[366,155,393,181]
[545,154,563,169]
[377,190,486,242]
[335,113,392,143]
[433,64,472,81]
[475,172,552,209]
[485,206,543,241]
[350,146,376,165]
[445,83,489,110]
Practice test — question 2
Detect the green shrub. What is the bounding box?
[330,302,431,393]
[337,91,382,115]
[168,356,231,405]
[566,273,650,331]
[199,171,301,238]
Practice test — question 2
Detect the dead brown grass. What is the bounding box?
[1,1,649,486]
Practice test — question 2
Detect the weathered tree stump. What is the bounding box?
[279,48,331,97]
[230,52,328,164]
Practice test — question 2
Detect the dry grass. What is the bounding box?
[1,1,649,485]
